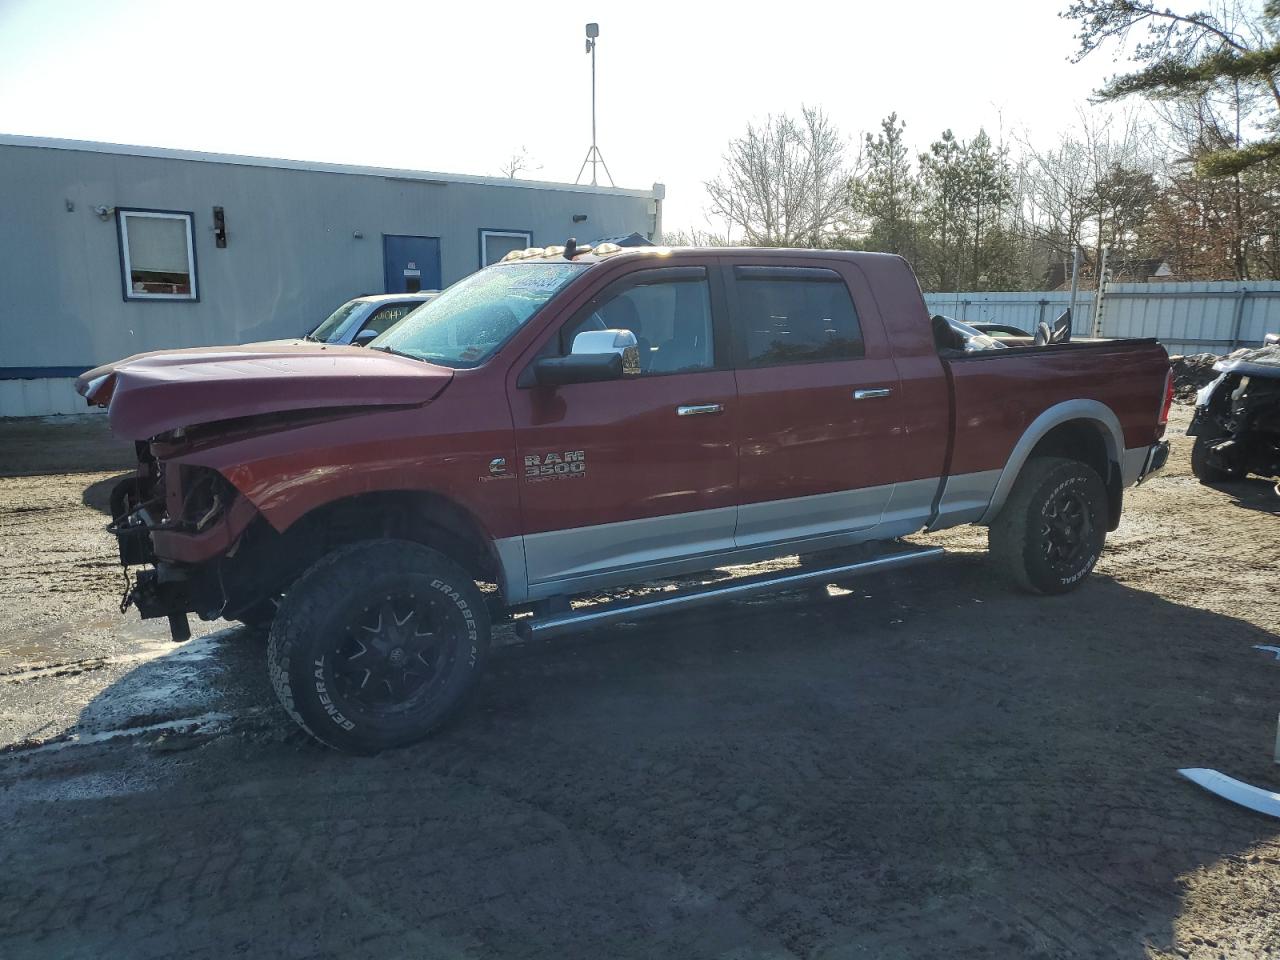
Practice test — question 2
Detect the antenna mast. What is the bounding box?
[575,22,614,187]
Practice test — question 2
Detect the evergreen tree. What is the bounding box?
[850,114,919,259]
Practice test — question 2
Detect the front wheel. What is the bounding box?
[989,457,1108,595]
[1191,435,1244,484]
[267,540,491,753]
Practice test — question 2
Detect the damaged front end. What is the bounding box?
[110,433,258,641]
[92,341,454,640]
[1188,342,1280,484]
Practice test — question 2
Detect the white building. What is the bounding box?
[0,135,663,416]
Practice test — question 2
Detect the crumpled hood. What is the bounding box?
[1214,343,1280,379]
[78,343,453,439]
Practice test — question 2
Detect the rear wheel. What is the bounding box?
[989,457,1108,595]
[1191,435,1244,484]
[267,540,490,753]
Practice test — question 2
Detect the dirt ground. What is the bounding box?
[1,407,1278,959]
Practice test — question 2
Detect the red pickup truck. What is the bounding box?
[79,244,1173,753]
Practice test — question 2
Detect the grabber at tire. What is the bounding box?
[267,539,490,754]
[988,456,1108,595]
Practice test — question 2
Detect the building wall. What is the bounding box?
[0,137,662,416]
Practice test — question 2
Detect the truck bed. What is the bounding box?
[927,336,1171,529]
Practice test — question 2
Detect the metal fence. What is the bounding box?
[924,281,1280,355]
[923,291,1096,338]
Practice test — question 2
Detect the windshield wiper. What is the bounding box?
[302,333,320,342]
[368,344,423,362]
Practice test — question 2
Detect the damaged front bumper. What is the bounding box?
[121,567,196,642]
[108,462,258,642]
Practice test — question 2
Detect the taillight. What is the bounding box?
[1157,367,1174,436]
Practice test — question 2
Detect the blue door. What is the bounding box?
[383,235,442,294]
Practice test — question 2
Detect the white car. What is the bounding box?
[304,292,438,346]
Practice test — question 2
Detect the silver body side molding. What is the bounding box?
[927,469,1002,531]
[491,536,529,608]
[501,512,927,604]
[497,474,1010,603]
[734,485,890,546]
[521,505,738,587]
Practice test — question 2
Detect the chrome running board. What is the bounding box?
[515,545,944,642]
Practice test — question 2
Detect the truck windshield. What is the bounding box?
[369,262,584,367]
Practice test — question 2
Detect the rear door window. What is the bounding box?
[730,266,864,367]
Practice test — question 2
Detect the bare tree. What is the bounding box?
[1019,110,1160,280]
[704,106,851,246]
[1148,93,1280,278]
[659,228,734,246]
[500,147,541,180]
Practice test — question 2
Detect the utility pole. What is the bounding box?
[575,22,615,187]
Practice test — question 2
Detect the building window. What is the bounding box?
[117,209,198,301]
[479,229,533,267]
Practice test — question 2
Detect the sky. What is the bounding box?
[0,0,1139,231]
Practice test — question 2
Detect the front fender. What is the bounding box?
[177,402,521,545]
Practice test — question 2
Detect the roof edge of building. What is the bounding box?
[0,133,664,200]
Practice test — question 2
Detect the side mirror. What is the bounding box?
[531,352,623,386]
[570,329,641,373]
[527,329,639,387]
[352,328,379,347]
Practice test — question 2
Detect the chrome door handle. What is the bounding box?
[853,388,893,400]
[677,403,724,416]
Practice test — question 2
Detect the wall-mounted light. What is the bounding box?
[352,230,365,239]
[65,198,75,212]
[212,206,227,248]
[94,205,114,221]
[572,214,588,223]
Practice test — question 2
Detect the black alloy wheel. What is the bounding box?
[989,456,1108,595]
[1040,485,1094,575]
[268,540,491,753]
[331,593,459,716]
